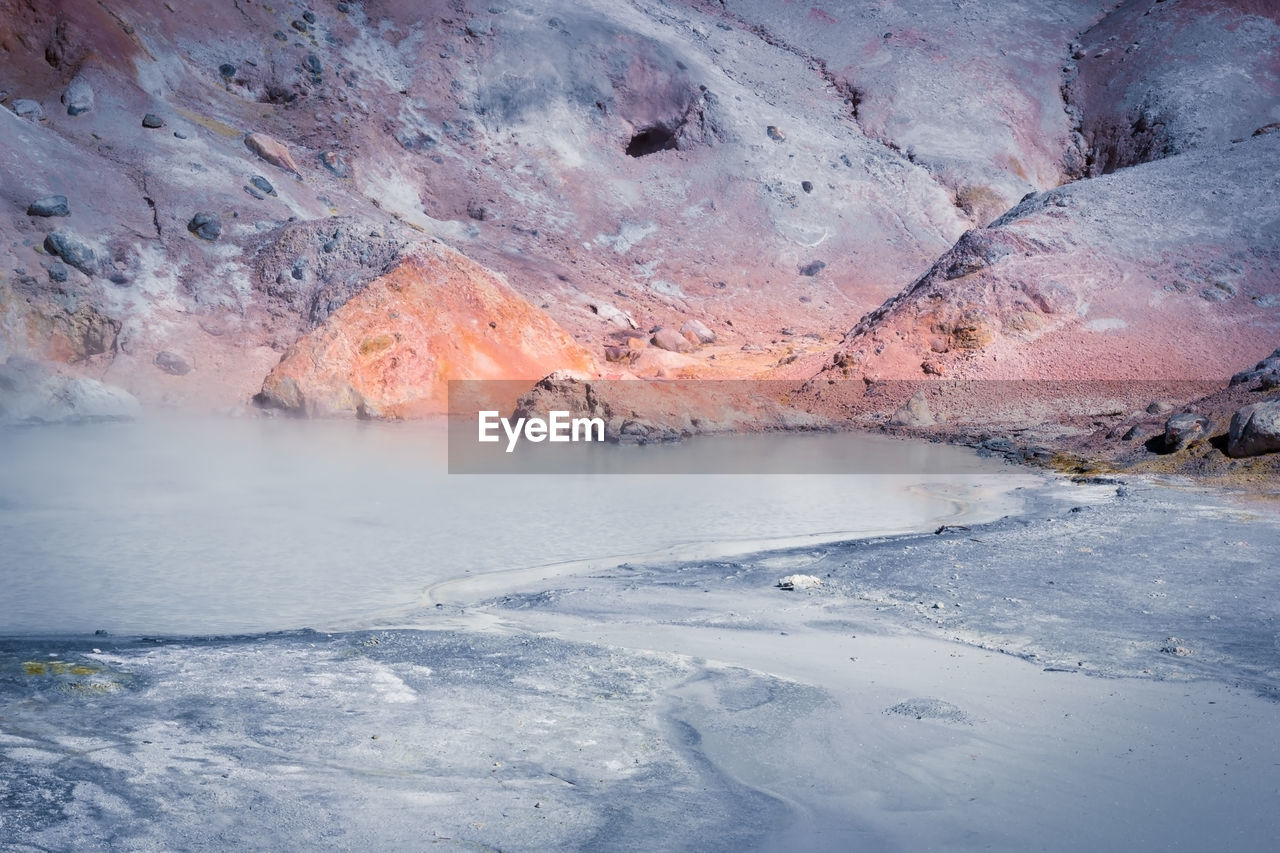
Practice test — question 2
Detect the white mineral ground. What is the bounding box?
[2,420,1279,850]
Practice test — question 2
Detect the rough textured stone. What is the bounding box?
[245,132,301,175]
[1226,401,1280,458]
[889,390,935,427]
[0,358,140,423]
[187,212,222,241]
[27,195,70,217]
[1163,412,1211,451]
[42,229,96,276]
[257,246,597,417]
[11,99,43,120]
[61,77,93,115]
[1229,348,1280,391]
[651,327,695,353]
[142,113,165,128]
[154,350,192,375]
[680,319,716,345]
[319,150,348,177]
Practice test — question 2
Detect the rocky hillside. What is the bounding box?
[1,0,1277,420]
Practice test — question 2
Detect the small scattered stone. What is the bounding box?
[142,113,165,128]
[219,62,237,79]
[302,10,317,23]
[466,18,492,37]
[154,351,192,376]
[337,2,350,11]
[1146,400,1174,415]
[801,180,814,193]
[291,19,308,31]
[187,212,222,241]
[319,150,348,176]
[799,260,826,276]
[777,574,822,590]
[250,175,276,196]
[244,185,266,200]
[173,130,188,139]
[303,53,323,75]
[12,99,44,121]
[27,195,70,217]
[43,229,96,276]
[245,132,302,175]
[61,77,94,116]
[48,262,68,283]
[273,30,289,42]
[766,125,785,142]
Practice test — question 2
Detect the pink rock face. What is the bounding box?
[823,134,1280,382]
[256,246,598,418]
[0,0,1276,419]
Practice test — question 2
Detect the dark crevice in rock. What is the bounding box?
[626,124,678,157]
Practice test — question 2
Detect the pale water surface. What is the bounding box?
[0,418,1038,635]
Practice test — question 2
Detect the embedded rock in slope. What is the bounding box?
[256,244,598,418]
[1227,401,1280,458]
[1164,413,1212,452]
[0,357,140,423]
[1068,0,1280,176]
[820,134,1280,384]
[244,133,301,176]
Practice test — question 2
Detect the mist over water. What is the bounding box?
[0,418,1036,636]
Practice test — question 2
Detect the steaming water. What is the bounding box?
[0,418,1039,636]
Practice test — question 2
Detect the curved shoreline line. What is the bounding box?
[403,478,1021,617]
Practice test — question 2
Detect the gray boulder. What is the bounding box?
[42,229,97,276]
[11,99,43,120]
[188,212,222,241]
[61,77,94,116]
[1229,348,1280,390]
[28,195,70,217]
[889,391,935,427]
[1226,401,1280,458]
[1163,412,1211,451]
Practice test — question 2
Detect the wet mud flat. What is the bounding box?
[3,477,1280,851]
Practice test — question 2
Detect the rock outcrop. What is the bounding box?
[256,245,597,418]
[1227,401,1280,458]
[820,135,1280,384]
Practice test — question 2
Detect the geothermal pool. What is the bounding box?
[0,417,1036,636]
